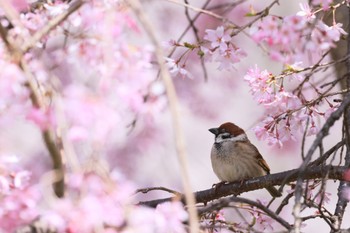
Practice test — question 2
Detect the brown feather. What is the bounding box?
[256,155,271,174]
[247,140,271,174]
[218,122,245,137]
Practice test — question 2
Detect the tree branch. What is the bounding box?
[138,165,347,208]
[293,92,350,232]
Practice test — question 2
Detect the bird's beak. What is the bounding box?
[209,127,219,135]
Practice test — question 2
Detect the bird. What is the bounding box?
[209,122,282,197]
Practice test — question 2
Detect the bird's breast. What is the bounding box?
[210,142,266,182]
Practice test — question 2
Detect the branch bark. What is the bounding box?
[138,165,347,208]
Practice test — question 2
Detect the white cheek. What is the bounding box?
[215,133,248,143]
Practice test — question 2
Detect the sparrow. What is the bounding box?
[209,122,281,197]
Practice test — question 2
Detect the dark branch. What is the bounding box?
[135,186,182,196]
[309,139,346,167]
[138,165,347,208]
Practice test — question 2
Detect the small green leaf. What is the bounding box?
[197,50,204,57]
[184,42,196,49]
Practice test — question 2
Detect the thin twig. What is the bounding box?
[168,0,211,58]
[309,140,346,167]
[183,0,208,81]
[135,186,182,196]
[20,60,65,197]
[293,93,350,232]
[166,0,226,21]
[276,192,294,215]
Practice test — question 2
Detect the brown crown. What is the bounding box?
[218,122,245,136]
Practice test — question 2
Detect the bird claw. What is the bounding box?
[212,181,227,192]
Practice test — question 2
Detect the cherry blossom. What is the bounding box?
[10,0,28,12]
[26,107,55,131]
[251,4,347,64]
[0,156,39,232]
[165,57,193,79]
[155,201,188,233]
[244,63,335,146]
[244,65,275,104]
[165,25,247,74]
[296,3,316,21]
[215,47,247,70]
[204,26,231,52]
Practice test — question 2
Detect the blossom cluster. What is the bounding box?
[244,65,337,147]
[1,161,188,233]
[165,26,247,78]
[0,0,171,232]
[251,3,347,65]
[202,26,247,71]
[243,3,345,146]
[40,173,187,233]
[0,155,40,232]
[0,1,167,152]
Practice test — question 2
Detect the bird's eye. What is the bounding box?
[221,134,231,139]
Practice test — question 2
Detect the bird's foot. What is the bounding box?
[212,181,227,192]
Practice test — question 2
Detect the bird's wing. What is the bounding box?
[250,142,271,174]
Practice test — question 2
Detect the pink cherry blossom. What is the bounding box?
[165,57,193,79]
[307,123,319,136]
[251,5,347,65]
[296,3,316,21]
[215,47,247,70]
[26,107,55,131]
[0,164,40,232]
[155,201,188,233]
[244,65,275,103]
[215,210,226,221]
[10,0,28,12]
[204,26,231,51]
